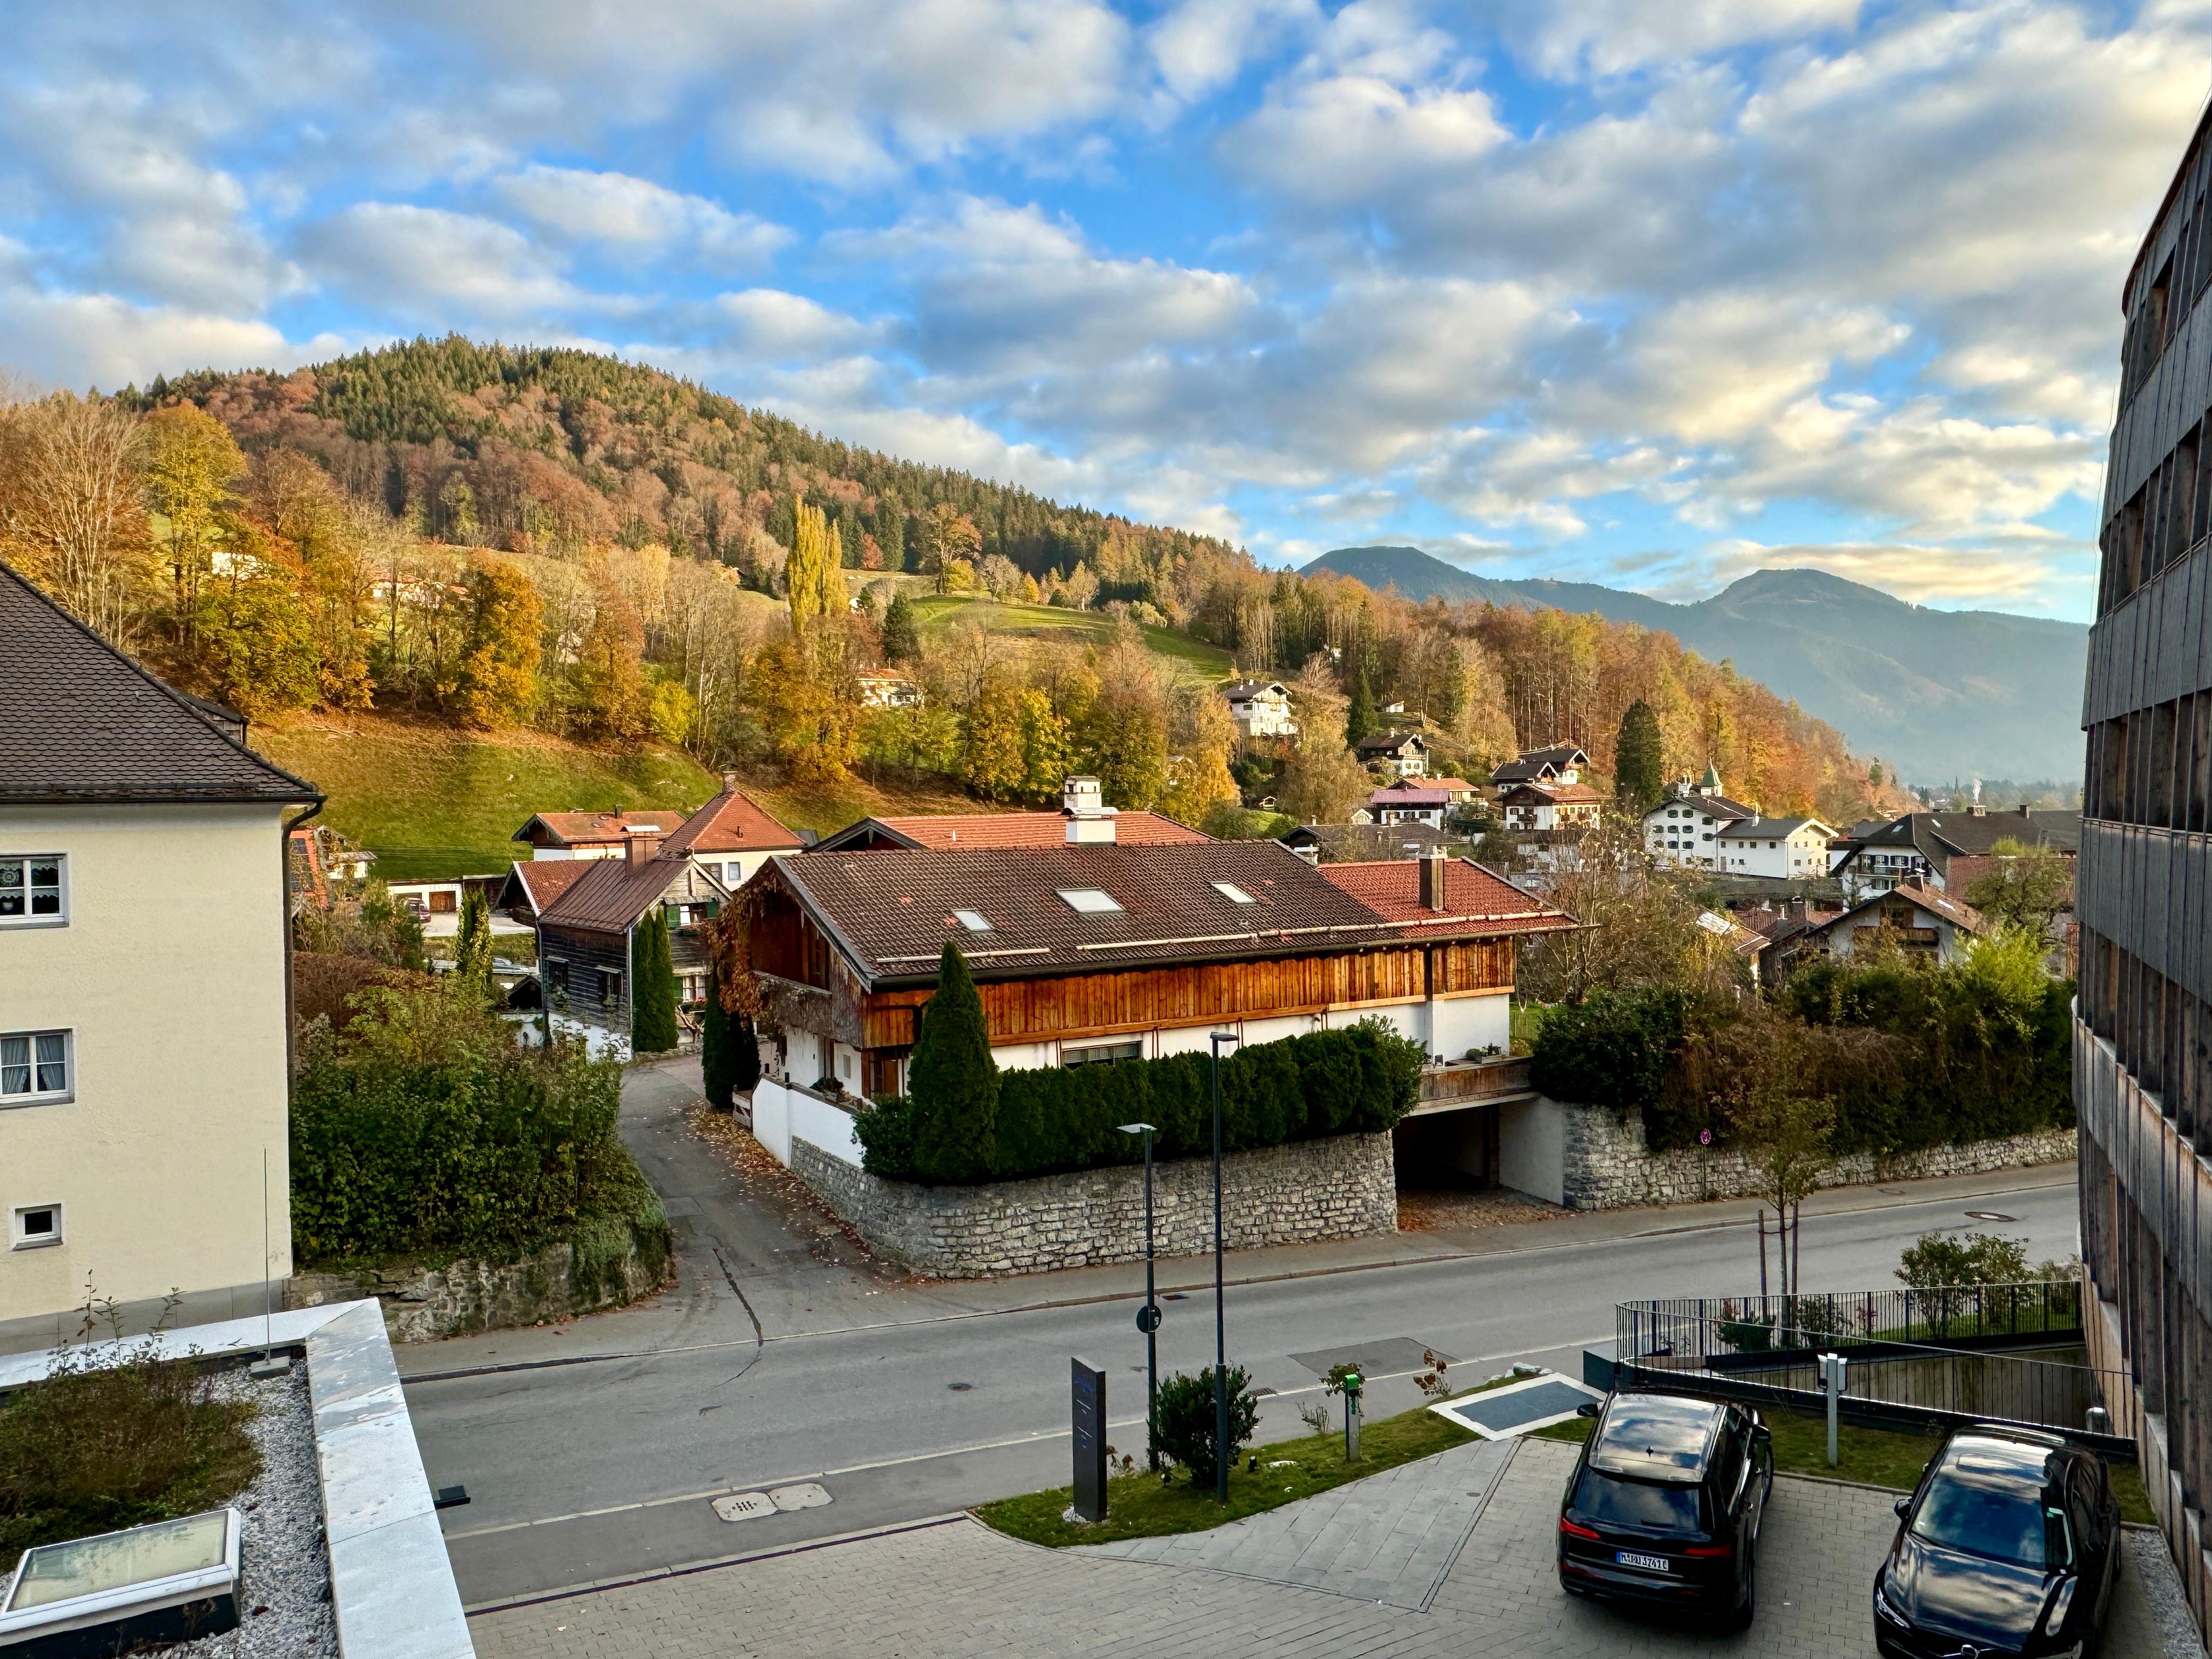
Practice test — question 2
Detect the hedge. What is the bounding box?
[291,1028,666,1269]
[854,1023,1424,1184]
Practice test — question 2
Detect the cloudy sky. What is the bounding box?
[2,2,2205,619]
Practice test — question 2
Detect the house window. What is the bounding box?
[10,1203,61,1250]
[1,1031,71,1104]
[1211,882,1256,904]
[0,856,64,924]
[1057,888,1123,914]
[951,909,994,932]
[545,958,569,995]
[724,862,744,885]
[1064,1038,1143,1068]
[598,968,624,1003]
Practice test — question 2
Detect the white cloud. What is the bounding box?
[1500,0,1863,80]
[493,166,789,268]
[0,280,341,391]
[713,289,877,358]
[1146,0,1318,100]
[296,203,588,319]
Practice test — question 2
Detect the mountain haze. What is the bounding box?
[1302,545,2086,783]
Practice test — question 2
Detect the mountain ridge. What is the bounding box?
[1301,545,2086,782]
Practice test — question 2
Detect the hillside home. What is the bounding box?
[1828,806,2080,904]
[738,839,1573,1101]
[1713,815,1837,879]
[494,857,592,927]
[1499,781,1603,832]
[856,670,923,709]
[286,824,373,912]
[653,775,806,888]
[1,563,322,1348]
[511,809,687,861]
[1221,679,1300,740]
[1802,878,1987,965]
[1356,730,1429,778]
[535,827,732,1036]
[812,783,1210,853]
[1489,744,1589,796]
[1639,768,1760,870]
[1364,781,1459,828]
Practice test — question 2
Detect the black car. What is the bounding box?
[1557,1391,1773,1626]
[1874,1424,2122,1658]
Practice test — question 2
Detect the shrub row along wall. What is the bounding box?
[1529,1099,2076,1211]
[856,1023,1423,1184]
[791,1131,1398,1278]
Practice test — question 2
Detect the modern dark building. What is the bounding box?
[2078,108,2212,1641]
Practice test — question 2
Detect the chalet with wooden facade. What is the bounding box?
[511,809,687,861]
[1355,730,1429,778]
[535,827,731,1035]
[740,837,1572,1101]
[1489,744,1589,795]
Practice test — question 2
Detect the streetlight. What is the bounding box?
[1118,1121,1161,1471]
[1210,1030,1240,1502]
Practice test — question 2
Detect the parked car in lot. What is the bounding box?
[1557,1391,1773,1627]
[1873,1424,2121,1658]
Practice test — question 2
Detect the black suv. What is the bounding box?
[1874,1425,2121,1658]
[1557,1391,1774,1626]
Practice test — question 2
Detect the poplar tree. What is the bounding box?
[453,888,494,1006]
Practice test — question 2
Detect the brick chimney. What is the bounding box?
[1419,848,1449,912]
[625,825,666,867]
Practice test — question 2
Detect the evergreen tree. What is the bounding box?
[631,910,680,1053]
[1613,698,1666,813]
[731,1013,761,1093]
[701,962,732,1109]
[1345,668,1375,747]
[882,590,922,663]
[906,941,997,1181]
[453,888,494,1006]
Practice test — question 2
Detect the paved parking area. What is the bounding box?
[471,1438,2187,1658]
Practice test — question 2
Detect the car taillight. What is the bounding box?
[1558,1517,1602,1542]
[1681,1543,1733,1559]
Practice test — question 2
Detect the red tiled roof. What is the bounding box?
[504,859,595,916]
[659,783,804,856]
[831,810,1211,851]
[1366,787,1454,808]
[512,809,686,848]
[1316,859,1576,935]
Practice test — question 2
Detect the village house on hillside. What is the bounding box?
[1499,780,1603,832]
[1488,743,1590,795]
[1829,804,2080,903]
[856,670,922,709]
[1713,814,1836,879]
[812,781,1210,853]
[512,808,687,861]
[1221,678,1300,740]
[654,775,808,888]
[1800,877,1988,965]
[1356,730,1429,778]
[737,808,1573,1101]
[1639,767,1762,870]
[0,563,323,1346]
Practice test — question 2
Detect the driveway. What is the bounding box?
[469,1436,2198,1657]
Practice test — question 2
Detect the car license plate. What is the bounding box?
[1615,1551,1671,1573]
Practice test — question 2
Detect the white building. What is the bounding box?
[1640,767,1760,870]
[1222,679,1300,740]
[857,670,922,709]
[1713,815,1837,879]
[1489,744,1590,797]
[1500,781,1603,833]
[2,565,322,1350]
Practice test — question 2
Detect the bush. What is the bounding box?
[1154,1365,1260,1487]
[856,1021,1424,1183]
[0,1342,259,1572]
[906,942,998,1182]
[1529,989,1695,1118]
[631,911,679,1053]
[290,979,646,1265]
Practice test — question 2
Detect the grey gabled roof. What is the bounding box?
[1717,816,1830,842]
[0,562,320,806]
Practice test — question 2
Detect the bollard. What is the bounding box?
[1818,1352,1847,1467]
[1342,1370,1364,1461]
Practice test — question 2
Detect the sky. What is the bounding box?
[1,2,2207,622]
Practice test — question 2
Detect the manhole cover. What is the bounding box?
[770,1483,832,1512]
[1965,1211,2017,1222]
[713,1491,776,1522]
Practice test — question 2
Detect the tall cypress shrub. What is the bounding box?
[453,888,494,1006]
[700,963,732,1109]
[731,1014,761,1093]
[1612,698,1665,814]
[631,911,679,1054]
[907,941,997,1181]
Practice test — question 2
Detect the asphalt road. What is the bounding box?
[408,1070,2080,1610]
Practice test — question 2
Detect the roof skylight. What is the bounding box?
[1210,881,1256,904]
[1057,888,1123,914]
[952,909,994,932]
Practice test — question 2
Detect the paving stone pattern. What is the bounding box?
[470,1438,2186,1659]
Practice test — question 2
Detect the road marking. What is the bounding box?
[402,1175,2073,1385]
[436,1337,1611,1542]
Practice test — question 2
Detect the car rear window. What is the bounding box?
[1911,1480,2052,1568]
[1572,1467,1704,1532]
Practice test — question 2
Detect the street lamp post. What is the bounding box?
[1210,1031,1239,1503]
[1117,1121,1161,1471]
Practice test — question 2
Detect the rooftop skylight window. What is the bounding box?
[1210,881,1256,904]
[1057,888,1123,914]
[951,909,994,932]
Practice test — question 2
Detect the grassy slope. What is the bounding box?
[909,594,1235,678]
[253,713,977,881]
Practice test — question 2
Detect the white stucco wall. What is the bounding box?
[1430,992,1510,1059]
[752,1077,864,1170]
[0,803,292,1328]
[1497,1096,1567,1206]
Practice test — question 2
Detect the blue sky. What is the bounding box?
[2,1,2205,620]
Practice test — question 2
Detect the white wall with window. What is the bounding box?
[0,855,65,924]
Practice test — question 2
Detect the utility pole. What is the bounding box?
[1210,1031,1239,1502]
[1119,1122,1161,1471]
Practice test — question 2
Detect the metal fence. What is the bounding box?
[1613,1284,2129,1447]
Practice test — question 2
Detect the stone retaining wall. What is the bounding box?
[790,1132,1397,1278]
[1557,1103,2076,1210]
[290,1232,668,1342]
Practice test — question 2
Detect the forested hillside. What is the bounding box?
[0,338,1904,838]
